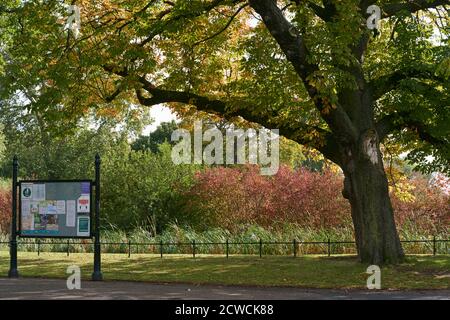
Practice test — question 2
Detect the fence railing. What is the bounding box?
[0,237,448,257]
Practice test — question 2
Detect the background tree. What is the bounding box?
[0,0,448,264]
[0,126,5,166]
[132,120,178,153]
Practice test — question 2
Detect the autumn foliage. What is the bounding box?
[0,186,11,234]
[391,179,449,235]
[183,165,351,230]
[184,165,449,235]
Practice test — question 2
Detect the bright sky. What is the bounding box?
[143,104,178,135]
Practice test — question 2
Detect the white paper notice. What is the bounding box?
[56,200,66,214]
[66,200,76,227]
[21,200,33,230]
[32,184,46,201]
[21,200,31,217]
[39,203,48,215]
[77,194,90,213]
[30,201,39,213]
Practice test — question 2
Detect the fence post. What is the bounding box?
[259,239,262,258]
[8,156,19,278]
[226,239,229,259]
[67,240,70,257]
[433,236,436,256]
[327,238,331,257]
[128,240,131,258]
[192,240,196,258]
[293,239,297,258]
[91,154,103,281]
[160,240,163,258]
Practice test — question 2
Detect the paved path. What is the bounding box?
[0,278,448,300]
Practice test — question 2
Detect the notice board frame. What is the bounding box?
[8,155,102,280]
[18,179,94,239]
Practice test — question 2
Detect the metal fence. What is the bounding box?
[0,237,448,258]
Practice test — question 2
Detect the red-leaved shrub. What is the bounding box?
[0,187,11,234]
[391,177,449,235]
[184,165,449,234]
[184,165,350,231]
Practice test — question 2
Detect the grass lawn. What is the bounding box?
[0,251,448,290]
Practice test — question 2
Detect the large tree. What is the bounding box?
[0,0,448,264]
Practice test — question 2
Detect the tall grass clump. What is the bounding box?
[1,223,446,256]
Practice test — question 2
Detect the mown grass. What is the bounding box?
[0,252,448,290]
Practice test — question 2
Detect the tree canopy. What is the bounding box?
[0,0,448,172]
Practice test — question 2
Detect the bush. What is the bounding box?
[183,165,351,231]
[391,176,449,236]
[0,183,11,234]
[101,143,200,233]
[183,165,449,236]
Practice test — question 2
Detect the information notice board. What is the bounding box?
[18,180,93,238]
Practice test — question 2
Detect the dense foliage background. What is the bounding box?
[0,121,448,240]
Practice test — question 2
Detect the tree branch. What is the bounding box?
[248,0,358,145]
[304,0,337,21]
[376,111,448,148]
[192,3,248,47]
[382,0,448,18]
[0,5,17,14]
[115,0,159,34]
[248,0,312,80]
[138,0,243,47]
[101,62,342,163]
[135,79,342,165]
[376,112,407,140]
[369,65,443,101]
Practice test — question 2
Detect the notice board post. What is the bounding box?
[8,156,19,278]
[92,154,103,281]
[8,155,102,280]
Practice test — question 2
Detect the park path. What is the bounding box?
[0,277,448,300]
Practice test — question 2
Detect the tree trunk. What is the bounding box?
[342,129,405,265]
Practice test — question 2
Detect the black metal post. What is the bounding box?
[433,236,436,256]
[92,154,103,281]
[226,239,229,258]
[192,240,196,258]
[67,239,70,256]
[128,240,131,258]
[327,238,331,257]
[293,239,297,258]
[160,240,163,258]
[259,239,262,258]
[37,239,40,256]
[8,156,19,278]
